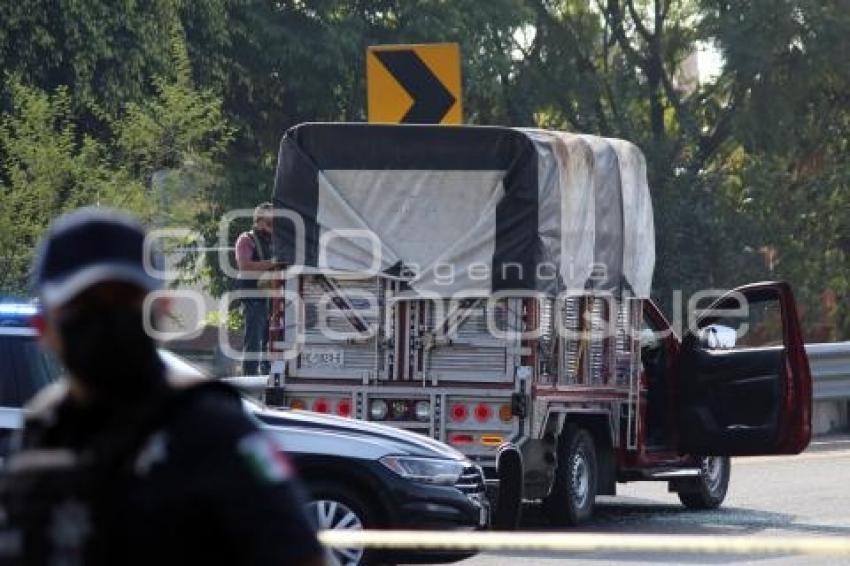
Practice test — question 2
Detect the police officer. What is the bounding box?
[0,208,324,566]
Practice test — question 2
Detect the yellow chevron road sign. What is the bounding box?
[367,43,462,124]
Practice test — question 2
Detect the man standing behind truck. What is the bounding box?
[235,202,278,375]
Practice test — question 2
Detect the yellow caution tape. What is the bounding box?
[319,530,850,556]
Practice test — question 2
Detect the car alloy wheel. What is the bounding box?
[305,499,365,566]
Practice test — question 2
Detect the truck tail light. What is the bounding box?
[370,399,388,420]
[499,404,513,422]
[480,434,504,447]
[474,403,492,423]
[312,398,330,413]
[449,433,474,446]
[289,398,306,410]
[336,399,352,417]
[414,400,431,422]
[450,404,468,422]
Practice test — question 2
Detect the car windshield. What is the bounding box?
[0,333,61,407]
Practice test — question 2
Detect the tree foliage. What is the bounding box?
[0,0,847,338]
[0,81,145,293]
[0,16,231,295]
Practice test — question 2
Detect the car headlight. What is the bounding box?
[379,456,464,486]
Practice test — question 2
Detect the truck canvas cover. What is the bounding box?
[272,123,654,298]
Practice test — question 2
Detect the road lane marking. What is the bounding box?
[320,530,850,556]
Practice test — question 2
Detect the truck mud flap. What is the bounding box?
[493,443,523,530]
[265,386,285,407]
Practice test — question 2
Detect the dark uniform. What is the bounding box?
[0,207,322,566]
[1,376,322,566]
[236,228,274,375]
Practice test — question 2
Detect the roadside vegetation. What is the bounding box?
[1,0,847,339]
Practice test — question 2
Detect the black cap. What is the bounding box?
[31,207,162,308]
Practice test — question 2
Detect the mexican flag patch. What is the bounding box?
[237,432,294,484]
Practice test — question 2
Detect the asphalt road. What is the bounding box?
[457,437,850,566]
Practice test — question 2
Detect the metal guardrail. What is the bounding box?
[807,342,850,401]
[223,342,850,402]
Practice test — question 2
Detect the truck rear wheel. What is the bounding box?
[677,456,730,510]
[543,425,597,526]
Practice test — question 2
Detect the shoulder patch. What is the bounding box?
[237,432,293,484]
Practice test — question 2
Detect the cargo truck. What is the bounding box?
[257,123,812,526]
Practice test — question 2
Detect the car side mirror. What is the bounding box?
[697,324,737,350]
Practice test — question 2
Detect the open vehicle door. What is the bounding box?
[677,281,811,456]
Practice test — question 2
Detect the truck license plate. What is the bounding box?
[303,349,344,368]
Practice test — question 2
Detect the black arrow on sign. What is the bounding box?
[373,49,456,124]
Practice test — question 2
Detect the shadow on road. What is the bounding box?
[498,497,850,563]
[519,497,850,537]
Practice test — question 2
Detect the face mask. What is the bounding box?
[56,305,164,403]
